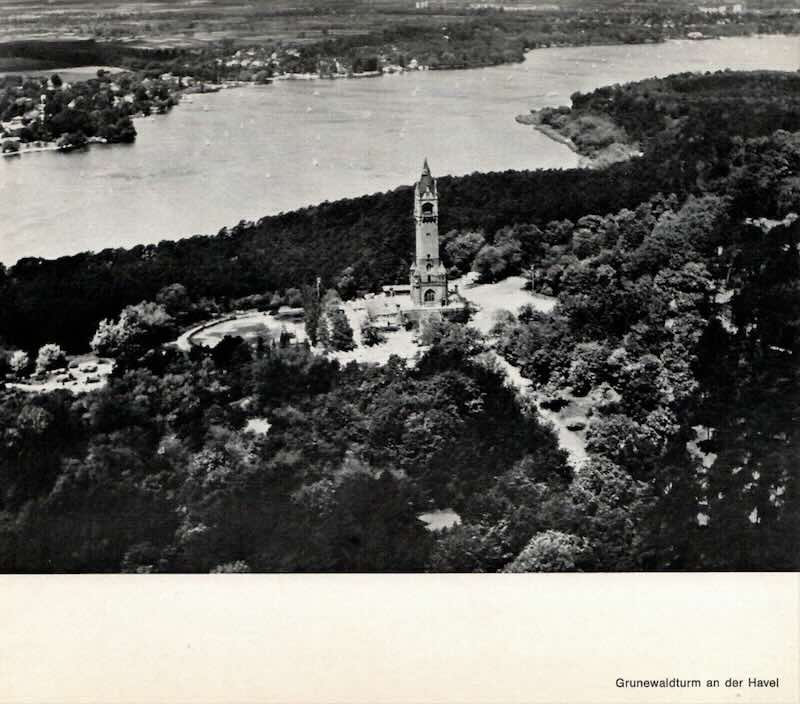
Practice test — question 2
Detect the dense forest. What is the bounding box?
[0,69,798,571]
[0,159,668,352]
[3,71,798,353]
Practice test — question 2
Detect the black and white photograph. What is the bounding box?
[2,3,799,701]
[1,1,798,577]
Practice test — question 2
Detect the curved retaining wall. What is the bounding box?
[185,315,238,348]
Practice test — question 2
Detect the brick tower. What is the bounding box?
[409,159,448,307]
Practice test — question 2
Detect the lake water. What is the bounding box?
[1,35,797,265]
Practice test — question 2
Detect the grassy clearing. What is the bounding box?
[0,64,124,80]
[7,353,113,394]
[453,274,556,334]
[188,310,307,348]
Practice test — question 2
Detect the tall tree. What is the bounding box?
[329,310,355,352]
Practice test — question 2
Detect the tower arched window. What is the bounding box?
[424,289,436,303]
[421,201,436,223]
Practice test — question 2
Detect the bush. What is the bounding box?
[9,350,30,377]
[472,231,522,283]
[329,309,355,351]
[91,301,175,360]
[504,530,591,572]
[35,343,66,373]
[444,230,486,273]
[360,316,386,347]
[210,561,251,573]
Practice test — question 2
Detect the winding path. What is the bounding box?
[453,274,588,469]
[488,352,588,469]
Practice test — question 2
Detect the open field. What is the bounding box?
[5,353,113,393]
[0,64,123,79]
[0,1,465,45]
[454,274,556,333]
[179,310,307,349]
[3,0,797,53]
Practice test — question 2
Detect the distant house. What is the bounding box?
[365,299,403,330]
[2,138,21,154]
[381,284,411,296]
[1,116,25,136]
[159,73,181,88]
[274,305,305,321]
[698,3,743,14]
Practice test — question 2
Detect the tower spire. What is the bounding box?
[418,157,434,194]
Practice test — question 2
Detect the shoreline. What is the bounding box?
[515,112,588,159]
[515,112,642,169]
[2,135,108,157]
[522,121,642,170]
[4,32,797,160]
[532,122,580,154]
[0,81,239,159]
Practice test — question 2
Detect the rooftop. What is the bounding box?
[417,157,435,195]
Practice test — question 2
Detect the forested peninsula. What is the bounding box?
[519,70,800,166]
[0,69,797,572]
